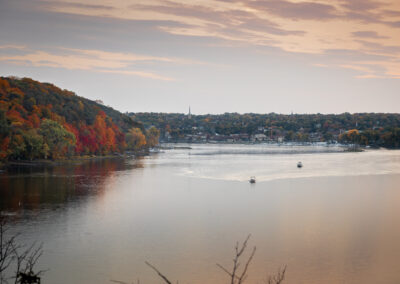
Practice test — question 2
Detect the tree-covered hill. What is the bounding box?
[0,77,158,161]
[3,76,141,131]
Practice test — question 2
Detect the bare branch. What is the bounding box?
[0,218,45,283]
[110,280,130,284]
[24,243,43,274]
[266,266,287,284]
[216,263,235,278]
[237,246,256,284]
[0,218,19,281]
[110,279,140,284]
[12,242,32,284]
[216,234,256,284]
[145,261,172,284]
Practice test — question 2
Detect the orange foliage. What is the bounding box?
[0,137,9,159]
[347,129,359,135]
[9,87,24,99]
[51,112,65,124]
[0,101,8,111]
[106,127,117,152]
[0,78,10,98]
[32,105,42,116]
[91,111,121,154]
[126,128,146,151]
[6,109,26,126]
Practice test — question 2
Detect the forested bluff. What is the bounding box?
[0,77,159,162]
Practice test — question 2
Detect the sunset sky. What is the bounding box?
[0,0,399,114]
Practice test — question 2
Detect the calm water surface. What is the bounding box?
[1,144,400,284]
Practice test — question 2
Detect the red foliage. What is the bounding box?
[28,114,41,128]
[64,123,82,154]
[0,78,10,98]
[79,124,98,154]
[6,109,26,126]
[0,137,9,159]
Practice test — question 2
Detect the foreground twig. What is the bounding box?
[145,261,172,284]
[265,265,286,284]
[110,280,129,284]
[1,219,18,279]
[110,279,140,284]
[216,234,256,284]
[138,235,285,284]
[0,218,44,284]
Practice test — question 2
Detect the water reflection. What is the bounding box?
[1,146,400,284]
[0,158,143,212]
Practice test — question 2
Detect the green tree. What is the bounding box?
[39,119,76,159]
[9,133,26,159]
[43,143,50,159]
[23,129,44,160]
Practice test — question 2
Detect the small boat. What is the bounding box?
[297,161,303,168]
[249,176,256,183]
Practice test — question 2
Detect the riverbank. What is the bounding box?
[0,154,140,169]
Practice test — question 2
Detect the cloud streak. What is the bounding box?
[40,1,116,11]
[19,0,400,79]
[0,47,183,81]
[244,0,339,21]
[352,31,389,39]
[0,45,27,50]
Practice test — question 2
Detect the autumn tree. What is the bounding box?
[146,126,160,148]
[126,128,146,152]
[347,129,360,144]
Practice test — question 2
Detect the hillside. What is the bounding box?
[0,77,154,161]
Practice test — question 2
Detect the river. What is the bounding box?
[1,144,400,284]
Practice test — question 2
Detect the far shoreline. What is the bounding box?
[2,142,396,170]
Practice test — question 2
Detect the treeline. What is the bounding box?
[130,112,400,148]
[338,128,400,148]
[0,77,159,161]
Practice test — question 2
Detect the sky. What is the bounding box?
[0,0,399,114]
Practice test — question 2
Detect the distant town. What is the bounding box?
[130,110,400,148]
